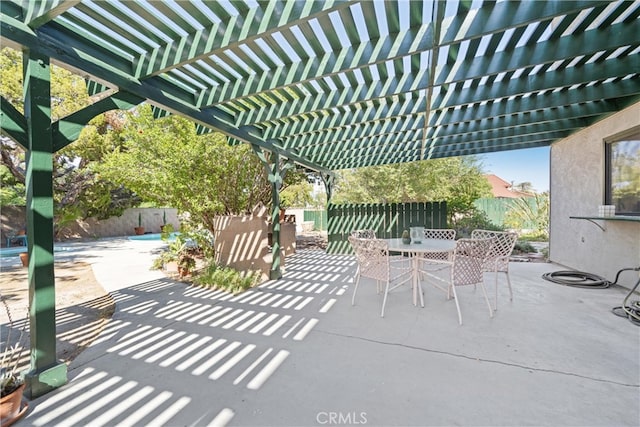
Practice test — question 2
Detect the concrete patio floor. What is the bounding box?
[17,242,640,427]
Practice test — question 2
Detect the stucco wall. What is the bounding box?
[1,207,180,244]
[550,101,640,288]
[213,215,296,281]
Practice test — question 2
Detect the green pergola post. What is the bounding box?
[22,49,67,399]
[320,172,335,204]
[269,152,284,280]
[252,146,295,280]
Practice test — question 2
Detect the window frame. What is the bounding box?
[604,126,640,216]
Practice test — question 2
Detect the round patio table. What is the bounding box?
[384,238,456,307]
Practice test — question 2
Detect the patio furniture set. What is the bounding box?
[348,228,518,324]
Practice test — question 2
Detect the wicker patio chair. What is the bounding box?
[471,229,519,310]
[350,229,376,239]
[419,228,456,262]
[348,236,412,317]
[419,237,495,325]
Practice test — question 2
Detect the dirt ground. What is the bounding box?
[0,261,114,371]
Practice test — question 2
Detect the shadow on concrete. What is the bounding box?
[19,249,640,427]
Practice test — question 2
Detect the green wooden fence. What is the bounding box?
[303,210,327,231]
[327,202,447,254]
[473,197,536,229]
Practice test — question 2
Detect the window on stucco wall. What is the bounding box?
[605,127,640,215]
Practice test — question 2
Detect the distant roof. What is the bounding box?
[1,1,639,174]
[485,174,531,198]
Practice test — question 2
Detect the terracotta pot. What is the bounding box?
[178,266,189,278]
[0,383,27,427]
[18,252,28,268]
[134,227,145,235]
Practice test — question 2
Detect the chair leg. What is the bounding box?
[352,273,361,306]
[479,282,494,319]
[380,280,391,317]
[450,285,463,325]
[493,271,513,309]
[494,269,499,311]
[505,271,513,301]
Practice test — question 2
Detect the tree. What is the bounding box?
[280,177,314,208]
[0,47,139,233]
[331,156,492,220]
[96,105,306,232]
[513,181,534,193]
[0,163,25,205]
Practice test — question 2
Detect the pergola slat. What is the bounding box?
[1,0,638,173]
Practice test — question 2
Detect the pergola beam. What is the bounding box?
[53,90,145,151]
[0,95,28,149]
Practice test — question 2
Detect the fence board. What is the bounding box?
[327,201,447,254]
[473,197,536,228]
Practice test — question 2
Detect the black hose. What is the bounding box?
[611,275,640,326]
[541,270,611,288]
[542,267,640,325]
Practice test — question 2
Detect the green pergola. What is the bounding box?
[1,0,639,398]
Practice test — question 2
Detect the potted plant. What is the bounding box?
[177,254,196,278]
[134,212,145,235]
[0,293,28,426]
[152,233,198,278]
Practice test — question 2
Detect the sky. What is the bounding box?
[479,147,550,192]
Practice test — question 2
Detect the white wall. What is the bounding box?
[550,101,640,288]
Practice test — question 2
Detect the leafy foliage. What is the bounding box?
[151,232,200,273]
[450,210,504,239]
[504,192,549,238]
[0,164,25,205]
[280,177,314,208]
[332,156,492,221]
[513,240,537,254]
[193,263,260,294]
[0,47,139,225]
[96,105,306,232]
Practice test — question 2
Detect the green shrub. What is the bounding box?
[513,240,536,254]
[451,209,503,239]
[193,263,260,294]
[518,230,549,242]
[151,231,201,272]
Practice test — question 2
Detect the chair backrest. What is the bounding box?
[348,235,367,265]
[471,230,518,269]
[423,228,456,240]
[348,236,390,281]
[419,229,456,261]
[350,229,376,239]
[451,237,494,286]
